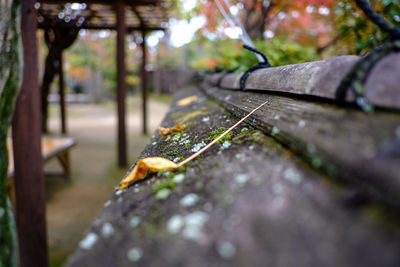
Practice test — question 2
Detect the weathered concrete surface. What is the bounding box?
[201,83,400,212]
[66,86,400,267]
[206,54,400,110]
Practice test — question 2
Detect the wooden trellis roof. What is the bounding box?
[36,0,169,31]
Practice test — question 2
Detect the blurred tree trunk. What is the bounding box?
[243,0,275,40]
[0,0,21,266]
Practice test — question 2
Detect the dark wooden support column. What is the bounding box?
[116,1,127,168]
[141,29,148,135]
[58,52,66,134]
[12,0,48,266]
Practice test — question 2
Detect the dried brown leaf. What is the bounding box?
[176,95,198,106]
[118,157,178,189]
[158,124,183,136]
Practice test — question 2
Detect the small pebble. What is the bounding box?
[115,189,123,196]
[152,141,157,146]
[225,95,231,101]
[241,127,248,132]
[130,216,141,228]
[173,173,185,183]
[217,241,236,259]
[156,188,171,200]
[134,188,140,193]
[101,222,114,238]
[180,193,200,207]
[249,145,255,150]
[167,215,184,234]
[274,115,280,120]
[173,157,180,163]
[127,248,143,262]
[79,233,98,250]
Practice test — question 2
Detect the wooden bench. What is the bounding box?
[7,137,76,203]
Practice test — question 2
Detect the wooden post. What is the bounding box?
[116,1,127,168]
[141,29,148,135]
[58,52,66,134]
[12,0,48,266]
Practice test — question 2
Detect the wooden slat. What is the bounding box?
[141,29,148,134]
[58,52,66,134]
[7,137,76,177]
[205,54,400,110]
[200,83,400,211]
[12,1,48,266]
[116,0,127,168]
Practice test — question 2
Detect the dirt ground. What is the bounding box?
[45,95,171,266]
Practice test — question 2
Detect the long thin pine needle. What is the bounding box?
[177,99,268,167]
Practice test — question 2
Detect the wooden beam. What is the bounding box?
[200,82,400,211]
[141,29,148,135]
[38,0,159,5]
[58,52,66,134]
[38,23,165,32]
[206,55,400,110]
[12,0,48,266]
[116,0,127,168]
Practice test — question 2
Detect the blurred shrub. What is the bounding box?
[332,0,400,55]
[188,37,319,72]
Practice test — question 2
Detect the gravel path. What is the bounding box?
[44,95,171,266]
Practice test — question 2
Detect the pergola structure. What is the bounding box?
[12,1,169,266]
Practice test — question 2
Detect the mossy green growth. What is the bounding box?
[152,178,176,193]
[247,130,270,145]
[166,148,179,156]
[159,144,166,154]
[206,127,232,144]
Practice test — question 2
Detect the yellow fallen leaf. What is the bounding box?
[158,124,183,136]
[118,157,178,189]
[176,95,198,106]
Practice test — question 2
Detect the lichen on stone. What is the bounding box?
[79,233,98,250]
